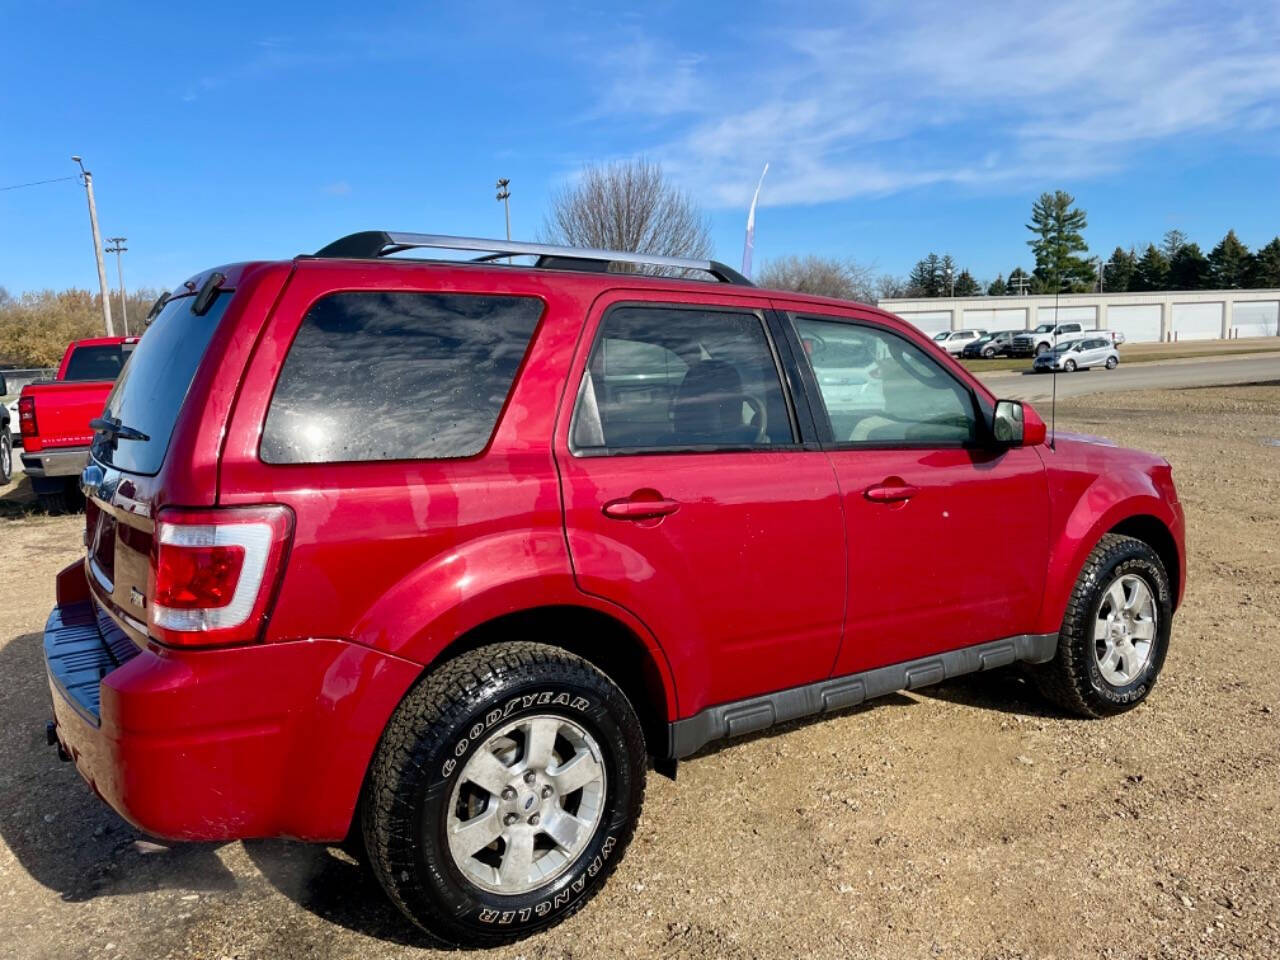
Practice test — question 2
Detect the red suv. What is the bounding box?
[44,232,1185,947]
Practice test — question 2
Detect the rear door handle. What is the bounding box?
[602,497,680,520]
[864,483,920,503]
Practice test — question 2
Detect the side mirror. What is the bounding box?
[993,399,1047,446]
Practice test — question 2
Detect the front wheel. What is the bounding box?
[1063,359,1077,372]
[982,347,996,358]
[0,433,11,484]
[362,642,646,948]
[1035,342,1050,356]
[1031,534,1172,717]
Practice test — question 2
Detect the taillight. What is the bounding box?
[147,505,293,648]
[18,396,37,438]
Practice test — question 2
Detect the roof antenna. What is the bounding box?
[1049,268,1061,451]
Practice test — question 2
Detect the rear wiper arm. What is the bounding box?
[90,416,150,442]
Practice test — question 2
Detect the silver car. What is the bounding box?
[1032,336,1119,373]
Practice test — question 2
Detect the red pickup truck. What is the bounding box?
[18,336,137,512]
[44,233,1184,947]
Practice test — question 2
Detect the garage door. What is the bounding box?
[1232,301,1279,338]
[1108,305,1162,343]
[1172,302,1222,340]
[894,311,951,335]
[1036,305,1097,328]
[961,307,1029,331]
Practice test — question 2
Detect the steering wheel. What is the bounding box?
[742,395,768,443]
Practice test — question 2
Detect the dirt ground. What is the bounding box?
[1,383,1277,960]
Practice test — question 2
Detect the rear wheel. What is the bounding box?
[1031,534,1172,717]
[1105,356,1118,369]
[37,479,83,515]
[0,433,11,484]
[362,642,646,947]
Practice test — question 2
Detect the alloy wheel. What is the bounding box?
[1093,573,1158,685]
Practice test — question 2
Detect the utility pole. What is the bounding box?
[72,156,114,336]
[1093,256,1107,293]
[1010,273,1031,296]
[106,237,129,336]
[495,178,511,241]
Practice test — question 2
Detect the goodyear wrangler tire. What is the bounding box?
[362,642,646,947]
[1032,534,1173,718]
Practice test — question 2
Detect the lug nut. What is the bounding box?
[501,786,517,801]
[523,771,537,784]
[541,785,553,799]
[503,813,518,826]
[528,813,540,826]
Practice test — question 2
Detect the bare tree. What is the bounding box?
[757,255,878,302]
[541,159,713,274]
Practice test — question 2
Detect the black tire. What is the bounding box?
[1064,359,1076,372]
[983,347,996,358]
[37,480,84,515]
[362,642,646,948]
[0,433,11,484]
[1105,356,1118,369]
[1032,534,1173,718]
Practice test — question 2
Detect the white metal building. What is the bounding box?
[877,289,1280,343]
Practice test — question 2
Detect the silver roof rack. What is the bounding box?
[310,231,752,286]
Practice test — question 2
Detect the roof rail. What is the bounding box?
[310,231,753,286]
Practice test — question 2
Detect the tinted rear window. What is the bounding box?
[261,291,542,464]
[93,294,227,475]
[64,343,135,381]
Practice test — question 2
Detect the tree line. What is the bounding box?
[889,191,1280,299]
[0,287,158,369]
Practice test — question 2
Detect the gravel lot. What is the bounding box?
[1,383,1277,960]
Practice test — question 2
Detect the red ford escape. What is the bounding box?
[44,232,1185,947]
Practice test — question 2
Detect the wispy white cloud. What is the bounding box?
[587,1,1280,208]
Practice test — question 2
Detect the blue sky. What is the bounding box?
[2,0,1279,295]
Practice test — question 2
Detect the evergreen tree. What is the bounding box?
[1026,190,1093,291]
[1161,229,1188,261]
[1208,230,1253,288]
[1250,237,1280,288]
[1006,267,1032,295]
[1131,244,1170,291]
[1104,246,1137,292]
[907,253,944,297]
[953,269,981,297]
[987,274,1006,296]
[1168,242,1210,290]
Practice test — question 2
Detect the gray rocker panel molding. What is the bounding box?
[666,632,1058,759]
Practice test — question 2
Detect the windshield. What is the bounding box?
[92,292,229,475]
[932,331,949,341]
[1033,323,1055,334]
[1051,341,1078,354]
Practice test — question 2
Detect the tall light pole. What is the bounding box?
[72,156,114,336]
[106,237,129,336]
[495,178,511,241]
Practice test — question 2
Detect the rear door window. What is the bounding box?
[93,295,228,475]
[261,291,542,464]
[571,305,794,453]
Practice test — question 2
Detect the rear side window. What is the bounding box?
[64,343,135,381]
[93,294,228,475]
[262,292,541,464]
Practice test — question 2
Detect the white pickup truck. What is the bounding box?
[1009,321,1089,357]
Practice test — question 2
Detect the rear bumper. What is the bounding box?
[22,446,89,477]
[44,562,422,842]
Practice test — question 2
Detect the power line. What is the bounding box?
[0,174,78,192]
